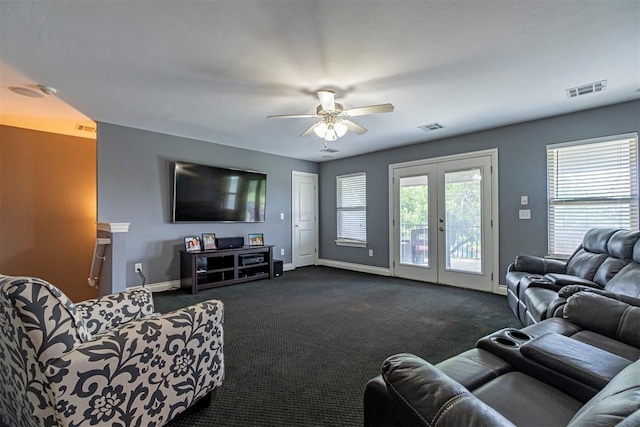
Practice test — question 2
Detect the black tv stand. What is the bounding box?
[180,245,274,294]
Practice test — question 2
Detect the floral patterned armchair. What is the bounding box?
[0,275,224,427]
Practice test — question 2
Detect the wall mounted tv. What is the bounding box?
[172,160,266,222]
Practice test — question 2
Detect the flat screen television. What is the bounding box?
[172,160,266,222]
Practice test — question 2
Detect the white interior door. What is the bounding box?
[391,152,495,292]
[292,171,318,267]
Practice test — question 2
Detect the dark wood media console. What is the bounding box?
[180,245,274,294]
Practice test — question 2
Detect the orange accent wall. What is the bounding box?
[0,125,97,302]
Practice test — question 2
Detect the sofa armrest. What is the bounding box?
[75,288,155,336]
[512,255,566,275]
[544,274,602,288]
[46,299,224,427]
[381,353,515,427]
[563,292,640,349]
[520,333,631,390]
[559,285,640,307]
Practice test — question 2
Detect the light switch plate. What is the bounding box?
[280,212,285,220]
[521,196,528,205]
[519,209,531,220]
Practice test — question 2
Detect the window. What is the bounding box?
[547,133,639,257]
[336,172,367,246]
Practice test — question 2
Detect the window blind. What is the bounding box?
[336,172,367,243]
[547,134,639,256]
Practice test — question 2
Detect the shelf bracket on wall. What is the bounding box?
[88,237,111,287]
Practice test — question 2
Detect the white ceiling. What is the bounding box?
[1,1,639,162]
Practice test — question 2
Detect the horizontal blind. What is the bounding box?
[547,135,639,256]
[337,172,367,242]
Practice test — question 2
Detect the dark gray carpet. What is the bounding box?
[154,266,522,426]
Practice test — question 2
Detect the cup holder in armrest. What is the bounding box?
[506,330,532,341]
[491,336,520,348]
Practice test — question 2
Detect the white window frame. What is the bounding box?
[336,172,367,247]
[547,132,639,257]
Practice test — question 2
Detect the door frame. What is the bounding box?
[291,170,319,268]
[388,149,501,294]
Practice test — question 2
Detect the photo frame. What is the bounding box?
[202,233,217,250]
[184,236,201,252]
[248,233,264,247]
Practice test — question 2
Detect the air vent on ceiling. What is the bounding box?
[75,124,97,132]
[320,147,339,153]
[565,80,607,98]
[418,122,446,132]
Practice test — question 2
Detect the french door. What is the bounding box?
[391,152,496,292]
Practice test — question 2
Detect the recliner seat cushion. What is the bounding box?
[524,287,560,322]
[472,372,582,427]
[604,263,640,298]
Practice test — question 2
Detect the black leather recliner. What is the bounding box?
[364,291,640,426]
[506,228,640,324]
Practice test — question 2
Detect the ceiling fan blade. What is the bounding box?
[317,90,335,111]
[267,113,318,119]
[344,103,394,117]
[342,119,368,135]
[299,122,318,137]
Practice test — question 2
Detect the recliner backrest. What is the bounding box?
[566,229,640,286]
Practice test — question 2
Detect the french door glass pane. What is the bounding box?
[399,175,428,266]
[444,168,482,273]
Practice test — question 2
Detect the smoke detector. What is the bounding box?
[565,80,606,98]
[38,85,57,95]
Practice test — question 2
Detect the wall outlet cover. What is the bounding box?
[521,196,528,205]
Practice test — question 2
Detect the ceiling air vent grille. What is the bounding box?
[75,124,97,132]
[418,122,446,132]
[565,80,607,98]
[320,147,339,153]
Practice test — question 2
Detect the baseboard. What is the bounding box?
[284,263,295,271]
[496,283,508,296]
[130,279,181,293]
[317,259,392,276]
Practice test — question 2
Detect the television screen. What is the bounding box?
[173,161,266,222]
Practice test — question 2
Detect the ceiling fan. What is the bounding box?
[267,90,394,144]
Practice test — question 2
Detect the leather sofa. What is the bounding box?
[506,228,640,325]
[364,291,640,426]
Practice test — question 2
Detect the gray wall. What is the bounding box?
[97,123,318,286]
[319,100,640,282]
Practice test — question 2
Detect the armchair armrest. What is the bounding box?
[381,353,515,427]
[512,255,567,275]
[46,299,224,427]
[563,292,640,349]
[75,288,155,335]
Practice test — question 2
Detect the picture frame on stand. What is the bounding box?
[202,233,217,250]
[184,236,201,252]
[248,233,264,247]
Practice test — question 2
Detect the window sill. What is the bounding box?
[335,239,367,248]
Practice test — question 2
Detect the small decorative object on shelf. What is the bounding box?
[248,232,264,246]
[184,236,201,252]
[202,233,217,250]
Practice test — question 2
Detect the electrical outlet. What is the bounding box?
[368,249,374,257]
[280,212,285,220]
[280,248,285,256]
[519,209,531,220]
[135,263,143,273]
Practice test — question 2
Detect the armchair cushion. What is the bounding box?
[75,287,155,336]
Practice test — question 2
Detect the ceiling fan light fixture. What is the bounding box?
[334,121,348,137]
[325,125,338,141]
[314,122,328,138]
